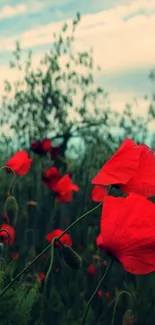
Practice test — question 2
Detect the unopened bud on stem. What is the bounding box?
[62,245,82,270]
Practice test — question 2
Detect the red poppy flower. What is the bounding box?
[46,229,72,247]
[41,139,51,151]
[56,191,73,203]
[105,292,110,299]
[97,290,103,298]
[53,174,79,202]
[42,166,61,190]
[87,264,96,275]
[31,139,51,156]
[97,193,155,275]
[50,146,61,160]
[38,272,46,282]
[92,138,155,198]
[10,252,19,259]
[91,185,108,202]
[0,224,15,245]
[6,151,32,175]
[31,140,42,155]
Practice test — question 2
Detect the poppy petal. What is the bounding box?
[92,138,142,186]
[98,193,155,274]
[91,185,108,202]
[6,151,32,175]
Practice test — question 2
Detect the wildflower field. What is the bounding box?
[0,14,155,325]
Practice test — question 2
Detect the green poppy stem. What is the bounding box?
[38,237,57,323]
[111,290,133,325]
[80,259,113,325]
[0,165,17,194]
[0,202,102,298]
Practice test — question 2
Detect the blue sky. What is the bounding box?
[0,0,155,114]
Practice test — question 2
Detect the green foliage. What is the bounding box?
[0,269,38,325]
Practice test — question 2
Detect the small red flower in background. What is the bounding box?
[38,272,46,282]
[42,166,61,190]
[97,193,155,275]
[53,174,79,202]
[41,139,51,152]
[50,146,60,160]
[91,185,108,202]
[103,260,108,267]
[97,290,103,298]
[92,138,155,198]
[31,139,51,156]
[43,169,79,202]
[55,268,60,273]
[87,264,96,276]
[31,139,60,159]
[39,254,48,262]
[0,224,15,245]
[46,229,72,247]
[10,252,19,259]
[6,151,32,175]
[105,292,110,299]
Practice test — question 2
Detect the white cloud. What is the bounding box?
[110,90,148,113]
[0,0,155,117]
[0,4,26,19]
[0,0,70,20]
[0,0,155,74]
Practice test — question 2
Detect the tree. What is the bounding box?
[1,13,113,152]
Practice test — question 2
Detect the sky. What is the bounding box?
[0,0,155,116]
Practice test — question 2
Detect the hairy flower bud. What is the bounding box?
[27,201,38,207]
[123,309,134,325]
[62,245,82,270]
[4,196,18,226]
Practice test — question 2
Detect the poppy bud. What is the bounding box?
[27,201,38,207]
[62,245,82,270]
[4,196,18,226]
[123,309,134,325]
